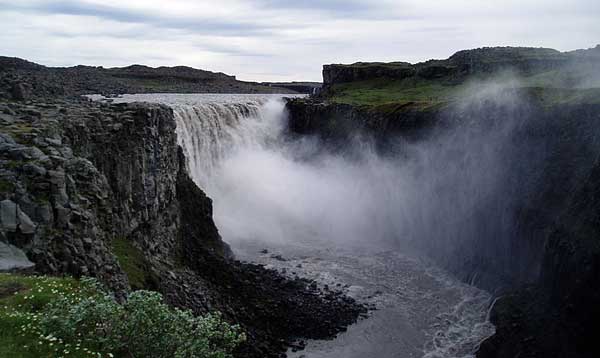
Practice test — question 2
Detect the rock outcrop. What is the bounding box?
[286,98,440,145]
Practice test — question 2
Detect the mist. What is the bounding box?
[175,80,600,287]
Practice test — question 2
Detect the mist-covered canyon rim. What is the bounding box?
[110,93,495,357]
[99,77,600,358]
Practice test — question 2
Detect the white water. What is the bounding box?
[109,93,495,358]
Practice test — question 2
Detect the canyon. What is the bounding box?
[2,45,600,358]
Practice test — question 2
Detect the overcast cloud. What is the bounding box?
[0,0,598,81]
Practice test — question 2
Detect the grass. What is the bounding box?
[327,73,600,107]
[0,274,93,358]
[111,238,154,290]
[328,77,462,107]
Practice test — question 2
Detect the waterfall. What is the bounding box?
[119,88,600,293]
[173,99,287,188]
[106,93,502,357]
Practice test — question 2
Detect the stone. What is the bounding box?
[6,147,29,160]
[48,170,68,205]
[45,138,62,146]
[59,147,73,159]
[0,113,15,124]
[23,108,42,118]
[0,241,35,271]
[54,205,71,228]
[2,106,16,115]
[0,199,36,234]
[22,163,47,176]
[36,203,52,223]
[24,147,47,160]
[0,200,18,231]
[0,133,16,145]
[10,82,31,101]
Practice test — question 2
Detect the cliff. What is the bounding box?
[287,45,600,357]
[320,45,600,106]
[0,91,364,357]
[477,154,600,358]
[0,97,221,291]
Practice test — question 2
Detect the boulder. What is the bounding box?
[0,199,36,234]
[0,240,34,271]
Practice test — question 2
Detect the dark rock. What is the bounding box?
[0,240,35,271]
[10,82,31,101]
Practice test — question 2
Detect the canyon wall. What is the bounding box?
[0,98,224,292]
[286,97,600,358]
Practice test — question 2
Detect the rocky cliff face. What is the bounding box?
[478,156,600,358]
[0,97,224,293]
[286,98,441,148]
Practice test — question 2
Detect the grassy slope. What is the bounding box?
[329,77,461,107]
[0,274,92,358]
[328,66,600,107]
[111,238,154,291]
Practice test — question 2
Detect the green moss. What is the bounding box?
[328,75,600,107]
[329,77,461,106]
[112,238,154,290]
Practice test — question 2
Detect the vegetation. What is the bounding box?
[111,238,156,290]
[325,46,600,107]
[329,77,461,106]
[327,72,600,107]
[0,274,245,358]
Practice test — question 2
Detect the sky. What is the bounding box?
[0,0,598,82]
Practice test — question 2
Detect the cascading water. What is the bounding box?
[109,93,497,358]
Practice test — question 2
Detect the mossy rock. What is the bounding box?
[112,238,158,291]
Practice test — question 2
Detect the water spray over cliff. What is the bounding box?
[171,84,600,293]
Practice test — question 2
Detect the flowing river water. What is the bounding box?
[104,93,495,358]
